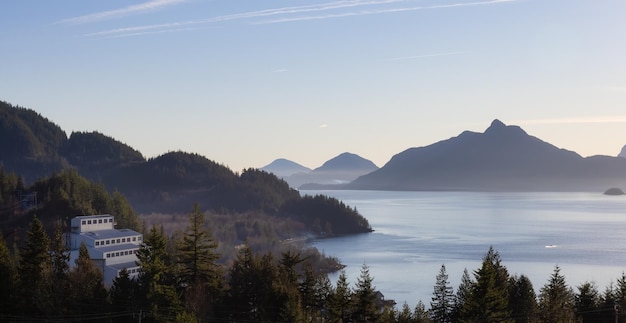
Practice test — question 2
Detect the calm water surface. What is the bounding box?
[305,190,626,309]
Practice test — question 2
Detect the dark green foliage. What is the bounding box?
[414,300,433,322]
[67,243,109,316]
[352,263,379,322]
[329,269,352,322]
[452,268,472,321]
[18,216,52,315]
[175,203,224,320]
[49,220,71,315]
[508,274,538,323]
[275,251,305,321]
[0,101,68,183]
[281,194,372,235]
[2,101,371,238]
[4,170,141,234]
[110,269,140,323]
[461,246,513,323]
[538,265,575,323]
[237,168,300,213]
[575,281,601,322]
[112,190,141,231]
[136,225,183,322]
[65,131,145,174]
[0,233,18,316]
[226,244,279,322]
[430,264,454,323]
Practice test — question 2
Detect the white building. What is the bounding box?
[68,214,143,286]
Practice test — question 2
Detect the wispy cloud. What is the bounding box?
[79,0,518,38]
[255,0,518,24]
[516,116,626,125]
[57,0,187,25]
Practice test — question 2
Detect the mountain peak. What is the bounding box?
[619,145,626,158]
[318,152,378,170]
[486,119,506,132]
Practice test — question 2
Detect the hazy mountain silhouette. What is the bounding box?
[0,100,374,235]
[260,158,311,177]
[286,152,378,188]
[619,145,626,158]
[345,119,626,191]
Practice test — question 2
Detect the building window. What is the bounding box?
[95,241,99,246]
[122,238,126,243]
[109,219,113,223]
[98,219,103,224]
[88,220,92,224]
[82,220,86,225]
[132,237,137,242]
[106,240,110,245]
[116,239,120,243]
[116,252,120,257]
[138,237,142,241]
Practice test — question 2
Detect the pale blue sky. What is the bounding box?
[2,0,625,171]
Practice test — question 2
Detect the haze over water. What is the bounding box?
[308,190,626,308]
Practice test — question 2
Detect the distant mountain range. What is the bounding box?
[619,145,626,158]
[260,159,311,178]
[262,153,379,188]
[3,99,625,196]
[340,119,626,191]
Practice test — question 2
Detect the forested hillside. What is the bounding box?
[0,100,372,236]
[0,169,140,243]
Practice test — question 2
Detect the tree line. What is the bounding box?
[3,207,626,322]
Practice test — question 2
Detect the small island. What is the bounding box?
[604,187,625,195]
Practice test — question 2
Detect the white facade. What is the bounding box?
[69,214,143,286]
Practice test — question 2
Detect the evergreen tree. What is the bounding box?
[430,264,454,323]
[49,220,70,315]
[110,268,140,322]
[328,269,352,322]
[112,190,141,231]
[0,233,18,317]
[575,281,601,323]
[137,225,183,322]
[18,216,52,316]
[314,272,334,321]
[452,268,472,322]
[300,263,319,321]
[414,300,432,323]
[461,246,512,323]
[352,263,378,322]
[538,265,575,323]
[397,302,414,323]
[67,242,109,317]
[599,281,620,322]
[176,203,224,320]
[508,274,538,323]
[275,250,304,322]
[227,244,278,322]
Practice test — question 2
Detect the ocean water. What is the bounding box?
[305,190,626,309]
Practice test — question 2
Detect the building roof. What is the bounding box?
[80,229,141,240]
[74,214,112,219]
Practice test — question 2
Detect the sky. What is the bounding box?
[2,0,626,171]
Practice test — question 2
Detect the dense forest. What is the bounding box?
[0,101,373,238]
[2,217,626,322]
